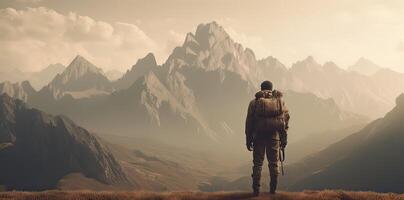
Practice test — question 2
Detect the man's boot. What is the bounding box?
[269,175,278,194]
[252,166,262,196]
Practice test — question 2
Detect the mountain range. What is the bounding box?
[2,22,366,153]
[260,56,404,118]
[348,57,382,76]
[3,23,404,119]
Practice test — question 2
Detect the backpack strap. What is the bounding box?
[277,97,283,116]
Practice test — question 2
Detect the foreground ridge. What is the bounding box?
[0,190,402,200]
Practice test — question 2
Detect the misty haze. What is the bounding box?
[1,0,404,200]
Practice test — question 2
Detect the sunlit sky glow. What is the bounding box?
[1,0,404,72]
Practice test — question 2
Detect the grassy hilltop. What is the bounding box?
[0,190,403,200]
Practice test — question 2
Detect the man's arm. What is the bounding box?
[245,100,255,151]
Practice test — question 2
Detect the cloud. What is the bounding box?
[0,7,160,72]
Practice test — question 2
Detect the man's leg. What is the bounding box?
[252,140,265,196]
[266,139,280,194]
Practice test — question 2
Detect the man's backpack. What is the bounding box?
[254,91,285,132]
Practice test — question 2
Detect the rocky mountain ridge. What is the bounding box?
[0,81,35,102]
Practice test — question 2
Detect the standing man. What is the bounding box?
[245,80,290,196]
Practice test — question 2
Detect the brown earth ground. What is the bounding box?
[0,190,403,200]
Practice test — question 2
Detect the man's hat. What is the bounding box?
[261,80,273,90]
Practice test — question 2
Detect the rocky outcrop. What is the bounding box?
[0,81,35,102]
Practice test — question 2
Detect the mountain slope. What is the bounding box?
[0,94,128,190]
[287,93,404,192]
[114,53,159,90]
[284,91,367,141]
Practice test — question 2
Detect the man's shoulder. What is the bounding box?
[250,97,257,102]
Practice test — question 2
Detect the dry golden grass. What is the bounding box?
[0,190,403,200]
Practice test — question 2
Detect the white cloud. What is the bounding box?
[0,7,160,72]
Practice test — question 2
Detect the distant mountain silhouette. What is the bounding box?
[0,64,65,90]
[348,57,382,76]
[0,94,128,190]
[285,93,404,193]
[0,68,31,85]
[29,63,66,90]
[37,55,113,100]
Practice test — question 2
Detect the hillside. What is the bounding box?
[0,94,129,190]
[0,190,402,200]
[285,94,404,193]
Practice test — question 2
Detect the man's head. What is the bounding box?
[261,80,273,90]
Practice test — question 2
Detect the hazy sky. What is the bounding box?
[1,0,404,72]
